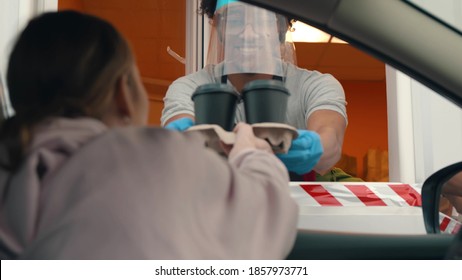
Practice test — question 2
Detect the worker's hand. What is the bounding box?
[227,122,272,159]
[277,130,323,175]
[164,117,194,131]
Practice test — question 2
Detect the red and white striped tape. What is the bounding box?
[290,182,461,233]
[290,182,422,207]
[439,214,461,234]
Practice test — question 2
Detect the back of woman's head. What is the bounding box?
[1,11,133,171]
[7,10,133,120]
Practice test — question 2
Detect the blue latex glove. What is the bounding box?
[277,130,323,175]
[164,117,195,131]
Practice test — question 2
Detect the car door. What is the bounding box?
[244,0,462,259]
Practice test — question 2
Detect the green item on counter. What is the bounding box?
[316,167,364,182]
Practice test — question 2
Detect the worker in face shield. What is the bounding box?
[162,0,348,180]
[207,0,295,91]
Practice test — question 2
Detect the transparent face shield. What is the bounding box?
[206,1,296,80]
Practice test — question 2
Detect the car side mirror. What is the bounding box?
[422,161,462,234]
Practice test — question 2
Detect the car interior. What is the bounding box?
[0,0,461,260]
[244,0,462,259]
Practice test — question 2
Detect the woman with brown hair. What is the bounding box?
[0,11,297,259]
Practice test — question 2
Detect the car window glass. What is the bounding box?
[41,0,461,236]
[291,17,462,235]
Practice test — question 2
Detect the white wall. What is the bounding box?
[386,67,417,183]
[185,0,209,74]
[0,0,57,116]
[387,0,462,184]
[0,0,20,116]
[410,80,462,183]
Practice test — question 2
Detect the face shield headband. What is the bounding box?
[206,0,296,79]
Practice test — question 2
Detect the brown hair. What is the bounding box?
[0,11,134,171]
[201,0,291,43]
[200,0,218,18]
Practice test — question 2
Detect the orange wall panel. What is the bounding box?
[340,80,388,178]
[58,0,186,125]
[58,0,84,11]
[148,99,164,126]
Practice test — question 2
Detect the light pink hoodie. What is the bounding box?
[0,118,298,259]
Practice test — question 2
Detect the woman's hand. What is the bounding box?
[224,122,272,159]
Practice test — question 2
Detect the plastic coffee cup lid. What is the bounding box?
[192,83,239,100]
[242,79,290,95]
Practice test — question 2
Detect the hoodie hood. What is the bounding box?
[0,117,107,258]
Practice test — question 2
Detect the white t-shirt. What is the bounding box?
[161,63,347,129]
